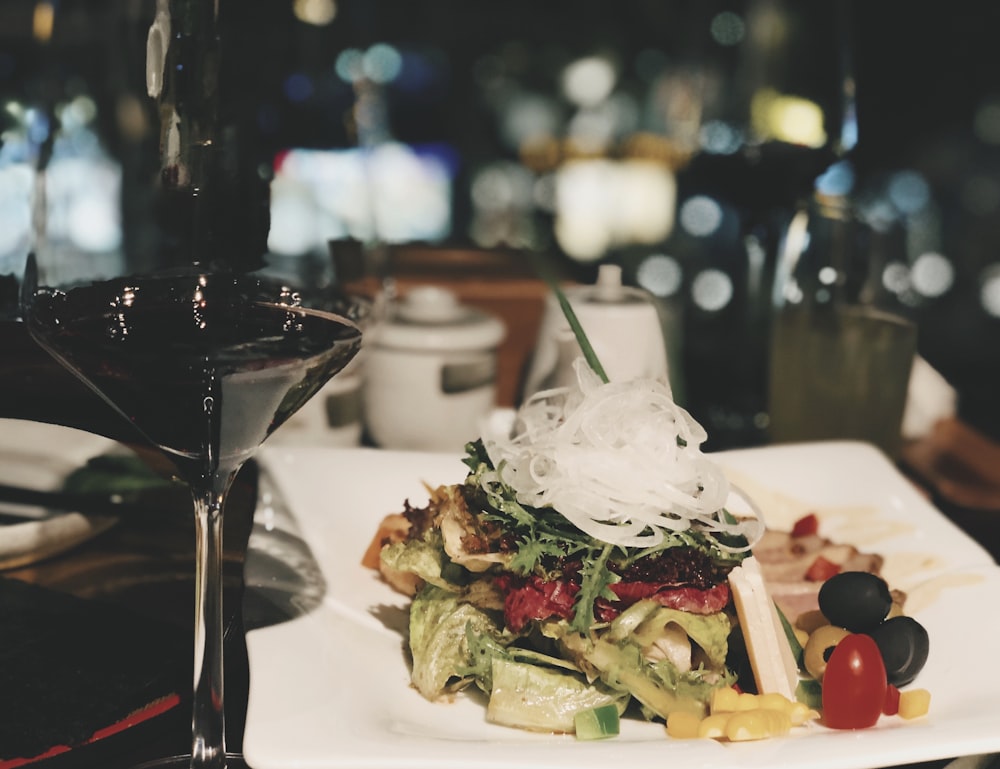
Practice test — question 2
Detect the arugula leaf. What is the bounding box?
[508,533,564,576]
[531,254,609,384]
[551,282,609,384]
[569,543,620,634]
[463,439,494,472]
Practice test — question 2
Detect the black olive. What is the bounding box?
[867,616,930,687]
[726,627,757,694]
[817,571,893,632]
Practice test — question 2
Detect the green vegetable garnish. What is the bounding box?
[776,602,805,671]
[550,279,609,384]
[574,704,621,740]
[533,256,609,384]
[62,454,175,495]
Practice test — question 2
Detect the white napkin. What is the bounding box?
[902,355,958,441]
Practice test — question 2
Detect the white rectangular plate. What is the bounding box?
[244,441,1000,769]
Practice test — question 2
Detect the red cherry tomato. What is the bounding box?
[805,555,842,581]
[791,513,819,537]
[822,633,887,729]
[883,684,900,716]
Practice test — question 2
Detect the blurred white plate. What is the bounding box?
[0,419,118,570]
[244,441,1000,769]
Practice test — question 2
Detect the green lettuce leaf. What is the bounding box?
[608,601,732,670]
[380,532,463,591]
[557,630,733,720]
[460,625,584,693]
[408,585,504,699]
[486,658,627,733]
[546,601,736,721]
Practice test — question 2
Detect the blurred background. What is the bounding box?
[1,0,998,451]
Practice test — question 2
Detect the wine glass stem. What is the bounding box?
[190,474,235,769]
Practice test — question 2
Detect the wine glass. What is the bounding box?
[21,255,367,768]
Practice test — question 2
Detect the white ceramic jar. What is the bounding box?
[362,285,505,451]
[522,264,671,399]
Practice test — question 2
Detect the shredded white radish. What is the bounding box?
[482,359,764,550]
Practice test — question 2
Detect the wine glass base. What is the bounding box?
[129,754,250,769]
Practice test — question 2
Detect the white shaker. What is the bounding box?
[523,264,670,398]
[363,285,505,451]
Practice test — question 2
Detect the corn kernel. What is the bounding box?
[757,692,791,712]
[698,713,732,739]
[736,692,761,710]
[764,709,793,736]
[725,709,792,742]
[710,687,741,714]
[787,700,820,726]
[666,711,702,739]
[898,689,931,720]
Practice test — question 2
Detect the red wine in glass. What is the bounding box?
[24,267,365,769]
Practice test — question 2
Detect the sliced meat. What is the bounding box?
[754,527,884,624]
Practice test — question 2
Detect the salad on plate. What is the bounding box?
[364,320,930,742]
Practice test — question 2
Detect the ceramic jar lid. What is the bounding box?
[568,264,653,306]
[375,286,505,352]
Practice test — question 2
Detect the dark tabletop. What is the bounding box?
[0,318,255,768]
[1,316,997,769]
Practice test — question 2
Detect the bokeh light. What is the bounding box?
[471,161,534,212]
[979,264,1000,317]
[0,164,34,267]
[691,268,733,312]
[887,170,931,215]
[532,173,556,213]
[335,49,365,83]
[911,251,954,298]
[818,265,838,285]
[562,56,617,108]
[268,143,452,254]
[67,189,120,252]
[363,44,403,84]
[293,0,337,26]
[636,253,683,297]
[678,195,722,238]
[882,261,911,294]
[59,96,97,132]
[751,89,826,148]
[699,120,743,155]
[815,160,855,197]
[973,97,1000,145]
[33,0,55,43]
[710,11,745,46]
[501,92,560,152]
[553,159,675,261]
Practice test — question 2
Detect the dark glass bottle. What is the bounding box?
[147,0,270,273]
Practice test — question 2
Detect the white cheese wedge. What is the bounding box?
[728,555,799,700]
